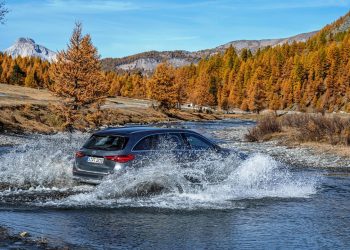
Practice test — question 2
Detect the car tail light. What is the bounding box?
[104,154,135,163]
[75,151,85,158]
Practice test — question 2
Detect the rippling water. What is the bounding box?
[0,120,350,249]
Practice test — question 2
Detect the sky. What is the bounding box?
[1,0,350,58]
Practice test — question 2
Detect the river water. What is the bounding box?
[0,120,350,249]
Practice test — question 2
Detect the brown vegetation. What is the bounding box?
[246,113,350,146]
[0,83,59,106]
[245,115,282,142]
[0,104,161,133]
[0,103,223,134]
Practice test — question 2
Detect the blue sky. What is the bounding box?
[1,0,350,58]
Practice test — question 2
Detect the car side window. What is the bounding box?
[133,135,158,150]
[133,133,184,151]
[185,133,213,150]
[157,133,184,150]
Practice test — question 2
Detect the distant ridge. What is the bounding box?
[4,38,57,62]
[101,31,318,74]
[1,31,318,70]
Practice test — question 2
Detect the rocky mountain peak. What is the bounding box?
[16,37,36,44]
[4,38,57,62]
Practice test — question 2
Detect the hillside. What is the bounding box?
[101,31,317,74]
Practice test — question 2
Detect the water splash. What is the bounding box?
[0,131,319,210]
[0,133,88,189]
[50,153,318,209]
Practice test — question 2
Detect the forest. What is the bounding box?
[1,12,350,113]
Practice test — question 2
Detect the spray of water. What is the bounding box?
[51,153,318,209]
[0,132,318,209]
[0,133,88,189]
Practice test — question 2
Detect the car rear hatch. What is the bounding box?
[75,134,129,175]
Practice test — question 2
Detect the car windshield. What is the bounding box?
[83,135,128,151]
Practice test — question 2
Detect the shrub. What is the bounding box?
[245,115,282,142]
[247,113,350,146]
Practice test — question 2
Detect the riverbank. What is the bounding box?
[244,114,350,160]
[0,83,258,134]
[0,104,228,134]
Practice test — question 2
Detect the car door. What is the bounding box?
[182,132,216,161]
[131,134,158,168]
[132,133,186,168]
[156,133,187,164]
[182,132,228,183]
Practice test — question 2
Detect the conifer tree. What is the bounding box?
[194,69,215,107]
[247,67,266,113]
[9,63,25,85]
[50,22,107,130]
[148,62,177,109]
[24,68,37,88]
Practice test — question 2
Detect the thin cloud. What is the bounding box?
[46,0,139,13]
[214,0,350,10]
[257,0,350,10]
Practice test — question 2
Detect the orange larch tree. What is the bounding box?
[148,62,178,109]
[50,22,107,129]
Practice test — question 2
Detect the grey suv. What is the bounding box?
[73,126,233,184]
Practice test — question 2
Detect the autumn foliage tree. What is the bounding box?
[50,22,107,130]
[148,62,178,109]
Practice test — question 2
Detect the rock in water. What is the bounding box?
[20,231,30,237]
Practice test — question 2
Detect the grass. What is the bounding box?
[246,113,350,146]
[0,83,59,107]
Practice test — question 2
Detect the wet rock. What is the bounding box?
[20,231,30,237]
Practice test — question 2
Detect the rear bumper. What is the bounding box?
[72,167,109,185]
[72,175,102,185]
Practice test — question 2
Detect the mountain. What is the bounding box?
[204,31,318,54]
[1,31,318,71]
[101,31,318,74]
[4,38,57,62]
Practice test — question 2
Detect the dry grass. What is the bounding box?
[0,83,59,107]
[0,104,225,134]
[0,105,172,133]
[245,115,282,142]
[281,114,350,145]
[246,113,350,146]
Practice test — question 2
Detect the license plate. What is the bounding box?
[87,157,104,164]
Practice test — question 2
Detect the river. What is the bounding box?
[0,120,349,249]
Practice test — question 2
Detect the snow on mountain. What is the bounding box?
[4,38,56,62]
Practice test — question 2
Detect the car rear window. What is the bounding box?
[83,135,128,151]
